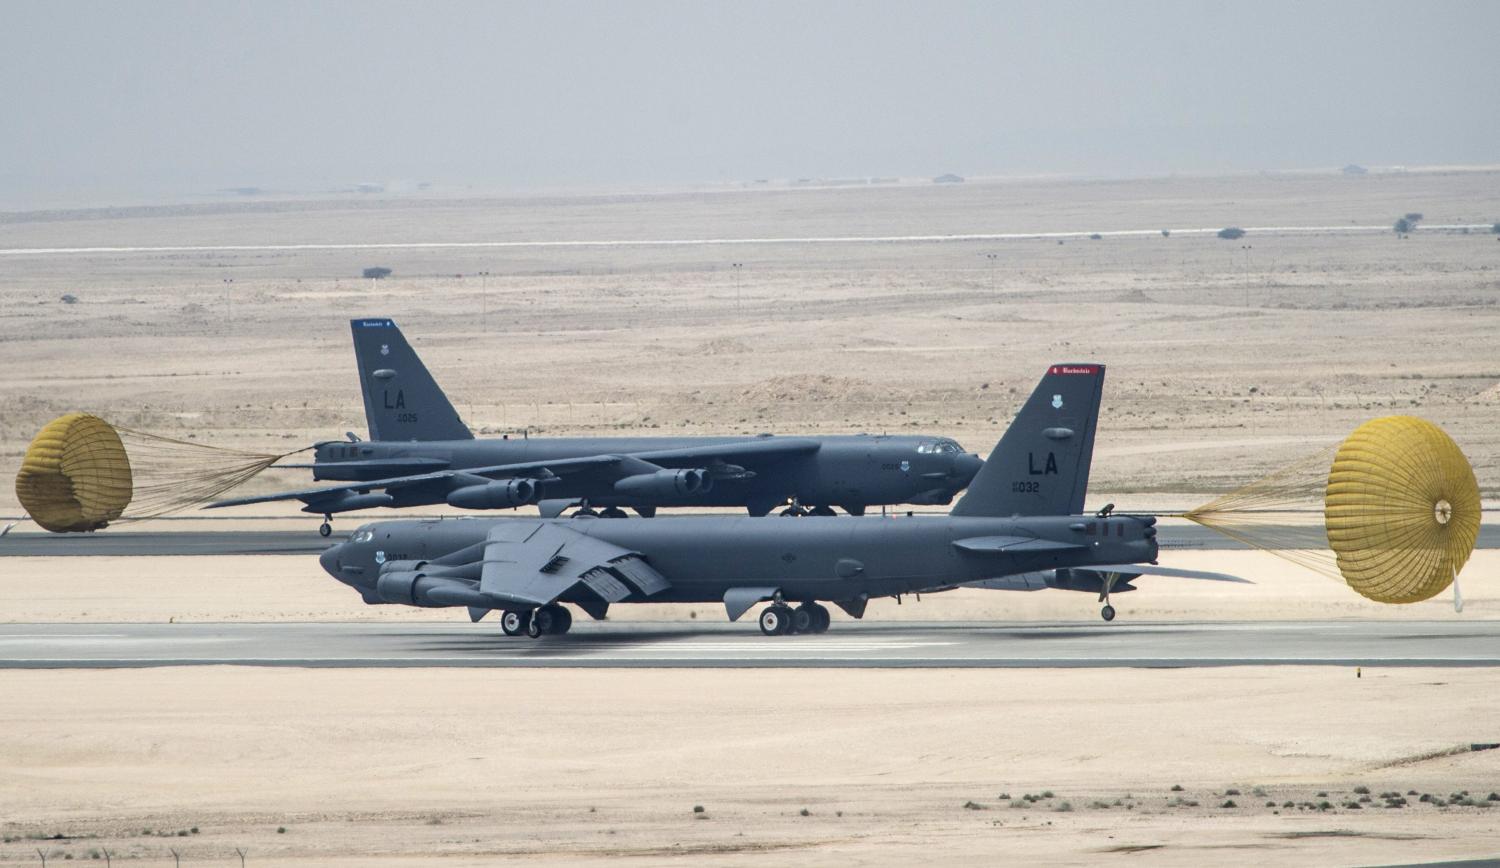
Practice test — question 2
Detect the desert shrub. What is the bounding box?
[1217,227,1246,240]
[362,267,393,280]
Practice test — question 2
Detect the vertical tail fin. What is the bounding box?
[350,319,473,441]
[951,364,1104,517]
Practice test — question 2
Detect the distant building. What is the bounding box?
[933,173,965,184]
[1341,164,1368,175]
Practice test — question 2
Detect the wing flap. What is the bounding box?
[478,522,671,607]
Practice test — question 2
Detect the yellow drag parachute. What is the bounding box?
[1325,416,1480,603]
[15,413,133,532]
[1186,415,1481,605]
[15,413,299,533]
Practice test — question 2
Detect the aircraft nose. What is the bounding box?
[954,452,983,484]
[319,543,344,578]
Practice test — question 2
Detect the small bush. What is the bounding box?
[962,801,984,810]
[1491,223,1500,234]
[362,267,393,280]
[996,792,1010,800]
[1161,229,1171,237]
[799,808,810,817]
[1265,801,1276,807]
[61,293,79,304]
[1217,227,1246,240]
[1054,802,1073,812]
[1225,788,1241,796]
[1221,800,1237,809]
[1170,784,1184,792]
[1089,233,1102,240]
[1041,790,1054,799]
[692,805,704,814]
[277,826,287,833]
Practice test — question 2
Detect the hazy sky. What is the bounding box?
[3,0,1497,207]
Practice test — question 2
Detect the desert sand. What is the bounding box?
[3,170,1499,864]
[3,667,1500,866]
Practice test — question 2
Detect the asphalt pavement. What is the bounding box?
[2,620,1497,669]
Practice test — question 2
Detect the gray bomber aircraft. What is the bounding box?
[211,318,982,535]
[317,363,1246,634]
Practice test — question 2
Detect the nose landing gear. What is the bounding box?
[318,514,333,537]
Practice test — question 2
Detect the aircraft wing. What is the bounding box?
[206,454,627,509]
[631,437,822,467]
[477,522,671,607]
[1087,564,1253,583]
[953,536,1087,554]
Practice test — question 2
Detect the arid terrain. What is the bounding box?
[3,169,1499,865]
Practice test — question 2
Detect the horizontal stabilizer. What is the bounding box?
[953,536,1086,555]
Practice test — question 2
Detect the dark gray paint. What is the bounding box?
[210,318,981,518]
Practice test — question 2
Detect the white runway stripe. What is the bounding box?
[2,225,1491,257]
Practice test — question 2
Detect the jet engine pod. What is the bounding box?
[612,468,711,500]
[375,569,488,608]
[445,478,538,510]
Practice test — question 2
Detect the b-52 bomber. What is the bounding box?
[211,319,982,535]
[317,363,1245,634]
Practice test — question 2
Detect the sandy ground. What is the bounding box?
[4,172,1499,864]
[2,549,1494,624]
[3,169,1500,515]
[3,667,1500,866]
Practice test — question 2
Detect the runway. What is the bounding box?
[2,620,1497,669]
[1,223,1492,257]
[6,523,1499,557]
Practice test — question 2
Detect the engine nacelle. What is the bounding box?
[612,468,711,500]
[445,478,538,510]
[375,569,490,608]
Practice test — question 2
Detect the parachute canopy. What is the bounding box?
[15,413,132,532]
[15,413,299,533]
[1325,416,1480,603]
[1185,415,1481,605]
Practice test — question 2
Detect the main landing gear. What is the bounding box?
[500,604,573,638]
[318,513,333,537]
[758,602,831,636]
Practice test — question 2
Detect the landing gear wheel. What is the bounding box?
[1101,605,1116,622]
[501,609,531,637]
[804,602,831,633]
[790,606,814,634]
[318,517,332,537]
[780,506,808,517]
[759,605,792,636]
[808,505,837,517]
[599,507,629,519]
[574,507,599,518]
[549,605,573,635]
[532,606,557,636]
[526,618,543,638]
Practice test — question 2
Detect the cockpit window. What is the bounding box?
[352,529,374,543]
[919,440,964,454]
